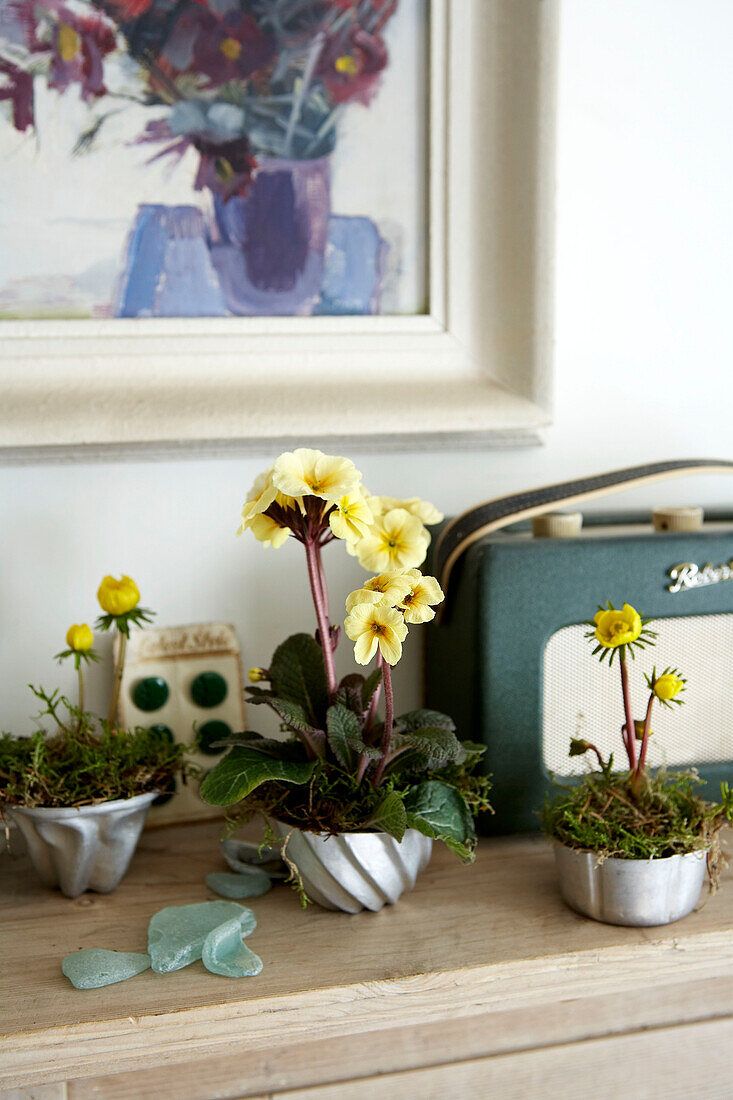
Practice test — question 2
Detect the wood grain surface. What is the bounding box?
[2,822,732,1096]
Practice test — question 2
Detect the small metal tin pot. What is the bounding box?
[272,822,433,913]
[5,792,157,898]
[553,841,708,927]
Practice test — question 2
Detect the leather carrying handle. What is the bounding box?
[434,459,733,619]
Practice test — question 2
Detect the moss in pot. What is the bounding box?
[543,601,733,926]
[1,577,188,897]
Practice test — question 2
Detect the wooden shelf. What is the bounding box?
[2,822,733,1099]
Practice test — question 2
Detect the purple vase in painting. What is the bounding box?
[210,156,331,316]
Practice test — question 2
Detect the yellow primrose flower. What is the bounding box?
[356,508,429,573]
[594,603,642,649]
[654,672,685,701]
[249,513,290,549]
[373,496,444,526]
[345,571,414,613]
[329,492,374,542]
[237,468,278,535]
[248,667,268,683]
[344,600,408,666]
[66,623,94,652]
[97,575,140,616]
[399,570,445,624]
[272,448,361,502]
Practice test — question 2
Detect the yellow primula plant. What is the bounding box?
[200,450,491,871]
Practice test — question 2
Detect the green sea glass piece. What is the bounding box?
[62,949,150,990]
[202,917,263,978]
[132,676,169,712]
[148,901,256,973]
[206,870,272,899]
[191,671,228,708]
[197,719,232,755]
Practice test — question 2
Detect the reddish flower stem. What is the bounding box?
[635,693,655,777]
[304,537,338,699]
[619,654,637,771]
[355,653,383,785]
[372,661,394,787]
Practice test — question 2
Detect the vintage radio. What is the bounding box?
[426,459,733,834]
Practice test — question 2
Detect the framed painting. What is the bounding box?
[0,0,559,455]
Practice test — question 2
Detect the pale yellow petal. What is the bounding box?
[354,632,379,665]
[377,629,403,665]
[345,588,384,613]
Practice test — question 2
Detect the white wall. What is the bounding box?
[1,0,732,733]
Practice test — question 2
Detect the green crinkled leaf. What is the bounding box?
[397,708,456,733]
[459,741,487,768]
[269,633,329,727]
[369,791,407,841]
[210,735,308,760]
[361,666,383,709]
[200,746,316,806]
[333,675,366,716]
[404,780,476,863]
[326,703,363,769]
[390,726,466,769]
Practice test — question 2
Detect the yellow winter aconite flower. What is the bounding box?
[399,570,445,624]
[344,600,408,665]
[372,496,444,525]
[653,673,685,701]
[65,623,94,652]
[249,513,290,549]
[594,603,642,649]
[97,575,140,616]
[272,448,361,502]
[356,508,429,573]
[345,571,414,613]
[329,492,373,542]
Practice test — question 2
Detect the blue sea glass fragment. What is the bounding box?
[148,901,256,973]
[202,917,263,978]
[206,870,271,899]
[62,949,150,989]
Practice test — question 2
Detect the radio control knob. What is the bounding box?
[652,506,704,532]
[531,511,583,538]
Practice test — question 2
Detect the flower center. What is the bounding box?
[220,36,243,60]
[335,54,359,76]
[58,23,81,62]
[371,623,384,636]
[610,620,627,636]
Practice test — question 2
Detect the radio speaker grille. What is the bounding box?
[542,614,733,776]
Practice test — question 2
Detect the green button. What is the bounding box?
[191,671,228,709]
[197,720,232,756]
[132,676,169,712]
[149,724,175,744]
[153,777,177,807]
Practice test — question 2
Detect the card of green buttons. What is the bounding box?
[191,671,228,708]
[132,676,169,712]
[197,720,232,755]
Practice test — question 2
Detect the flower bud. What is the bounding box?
[248,667,268,683]
[653,673,684,701]
[66,623,93,652]
[97,575,140,616]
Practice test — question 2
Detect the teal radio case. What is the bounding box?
[425,460,733,834]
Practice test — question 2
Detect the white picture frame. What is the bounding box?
[0,0,559,458]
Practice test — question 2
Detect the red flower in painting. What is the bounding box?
[317,23,389,106]
[102,0,155,18]
[162,6,275,86]
[0,57,34,131]
[48,6,117,101]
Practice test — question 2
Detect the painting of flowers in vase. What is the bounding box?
[0,0,428,318]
